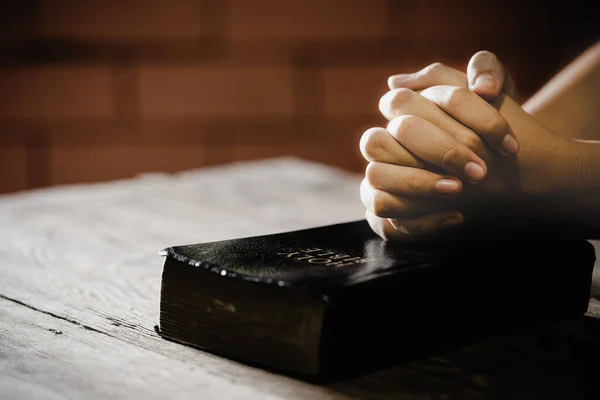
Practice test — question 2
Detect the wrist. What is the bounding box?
[574,139,600,189]
[519,128,583,196]
[540,139,600,237]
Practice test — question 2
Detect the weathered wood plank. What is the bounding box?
[0,158,368,399]
[0,157,599,399]
[0,158,366,339]
[3,283,600,400]
[0,297,351,400]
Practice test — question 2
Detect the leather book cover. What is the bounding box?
[158,219,596,380]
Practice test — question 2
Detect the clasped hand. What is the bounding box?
[360,51,582,240]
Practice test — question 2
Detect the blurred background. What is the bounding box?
[0,0,598,194]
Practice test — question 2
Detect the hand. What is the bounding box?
[388,50,519,102]
[360,86,582,240]
[386,51,520,157]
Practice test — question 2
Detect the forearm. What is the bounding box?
[544,139,600,239]
[495,96,600,239]
[522,40,600,140]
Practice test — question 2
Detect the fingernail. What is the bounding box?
[502,133,520,155]
[474,74,496,91]
[464,161,485,182]
[441,213,464,228]
[436,179,461,194]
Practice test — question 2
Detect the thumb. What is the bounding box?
[467,50,505,99]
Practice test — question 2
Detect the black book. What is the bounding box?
[157,220,596,381]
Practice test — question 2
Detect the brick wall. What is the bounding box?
[0,0,597,193]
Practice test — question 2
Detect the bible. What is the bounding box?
[157,219,596,380]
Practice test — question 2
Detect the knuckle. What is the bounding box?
[359,177,371,203]
[365,162,381,186]
[443,86,470,108]
[474,50,498,63]
[392,219,424,236]
[406,174,426,193]
[378,229,392,241]
[425,62,446,76]
[360,179,378,213]
[372,191,394,217]
[360,128,387,160]
[388,88,415,109]
[483,112,508,136]
[460,132,484,151]
[388,115,417,142]
[376,224,392,241]
[371,191,386,216]
[379,223,397,241]
[437,142,460,167]
[365,210,388,240]
[403,223,424,236]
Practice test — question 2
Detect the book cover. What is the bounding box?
[158,220,596,380]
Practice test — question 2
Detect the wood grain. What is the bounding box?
[0,157,599,399]
[0,297,349,400]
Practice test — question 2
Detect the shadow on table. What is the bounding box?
[324,315,600,399]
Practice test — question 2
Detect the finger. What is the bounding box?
[467,51,505,99]
[366,209,407,241]
[366,162,462,198]
[359,127,433,169]
[502,68,519,102]
[419,85,520,156]
[386,115,487,183]
[365,209,463,241]
[388,211,464,237]
[388,62,467,91]
[378,88,490,160]
[360,178,449,218]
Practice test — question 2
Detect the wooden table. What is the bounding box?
[1,157,599,400]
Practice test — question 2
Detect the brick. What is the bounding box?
[388,0,521,39]
[48,136,362,186]
[323,66,400,116]
[201,146,236,167]
[232,143,362,173]
[140,118,298,146]
[322,61,468,116]
[311,42,472,68]
[296,117,374,172]
[294,142,363,172]
[0,145,28,193]
[35,0,204,41]
[139,67,294,118]
[0,67,113,120]
[0,1,32,43]
[298,115,382,143]
[49,144,210,185]
[229,0,387,40]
